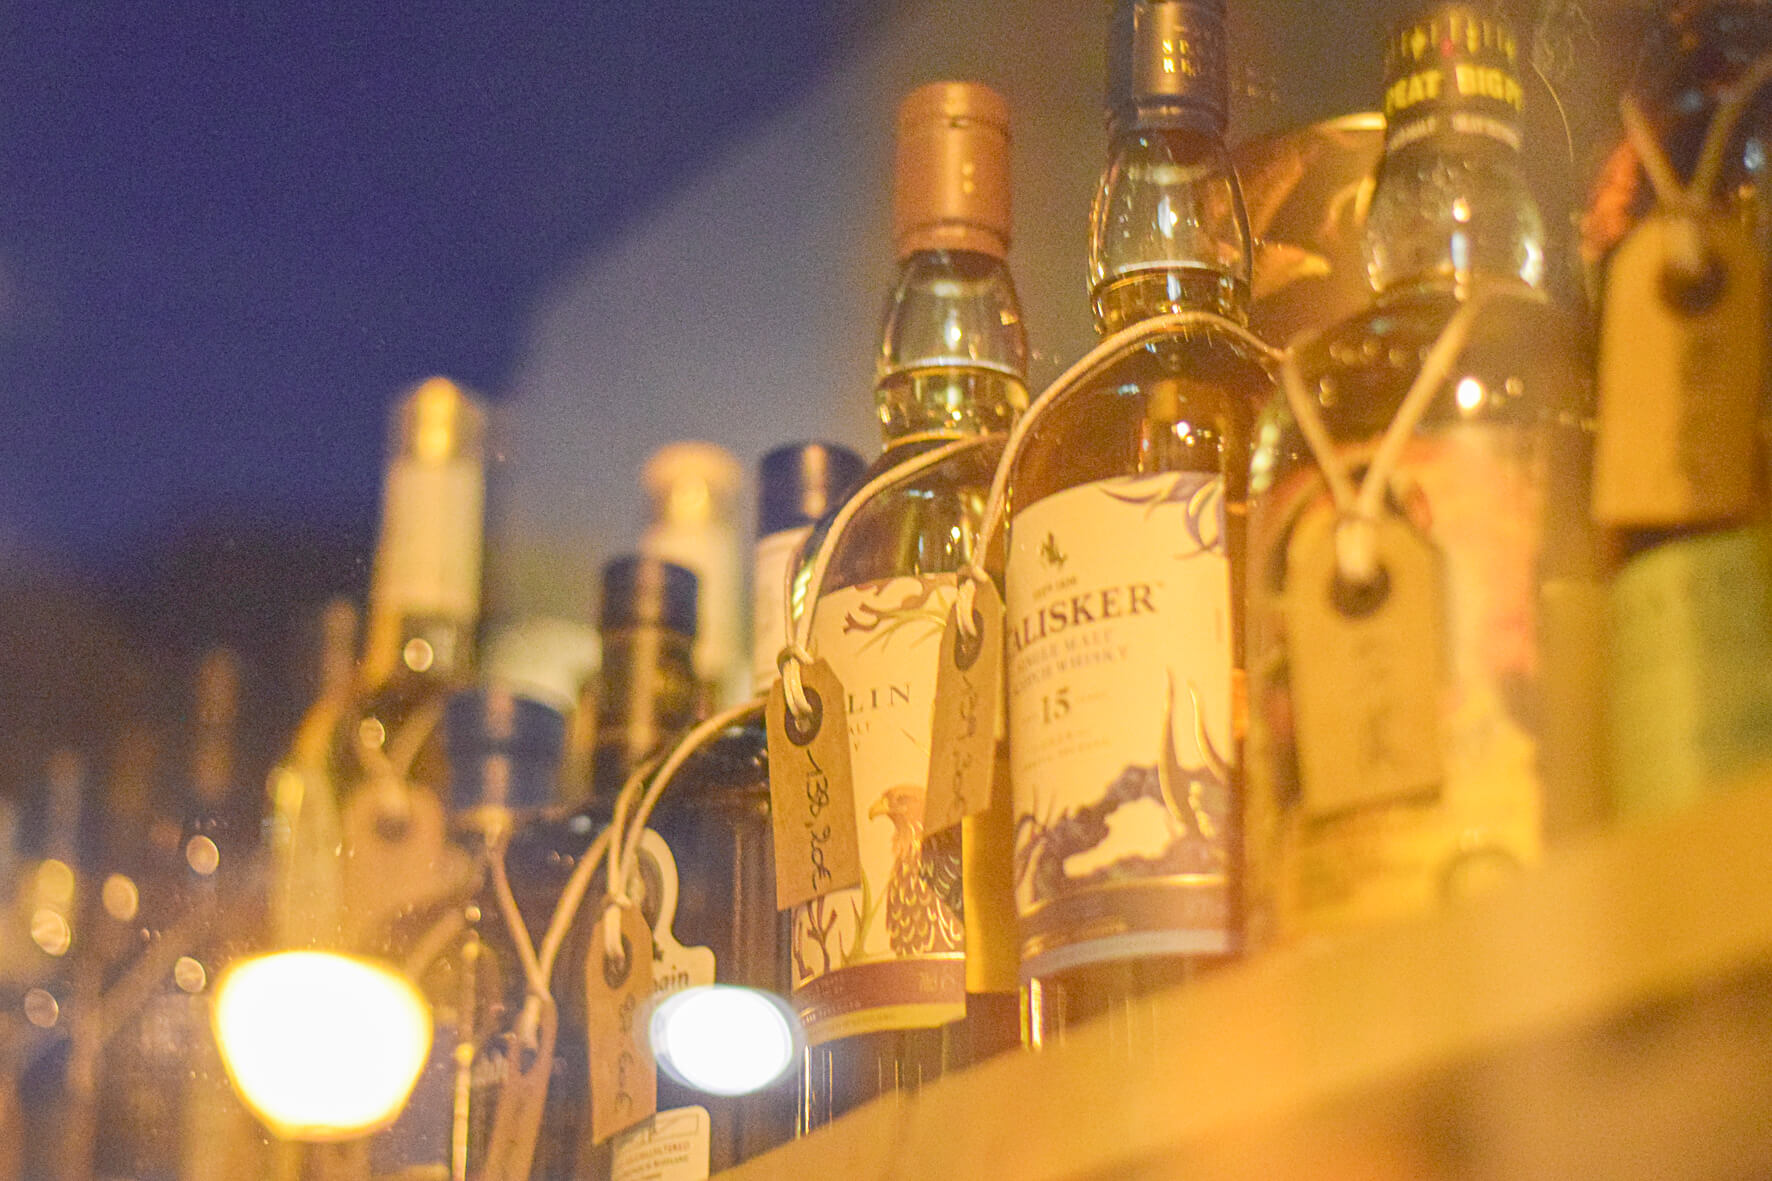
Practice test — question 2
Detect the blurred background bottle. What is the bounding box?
[501,555,700,1177]
[640,441,748,712]
[610,442,861,1176]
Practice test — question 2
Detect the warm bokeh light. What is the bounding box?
[185,834,221,876]
[34,859,74,906]
[30,908,71,956]
[22,989,59,1029]
[213,951,432,1141]
[174,955,208,993]
[102,873,140,921]
[649,986,800,1097]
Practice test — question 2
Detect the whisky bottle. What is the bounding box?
[1006,0,1272,1044]
[1246,3,1598,941]
[340,376,486,956]
[430,683,568,1178]
[501,555,700,1176]
[640,441,749,710]
[334,378,485,1178]
[792,80,1027,1126]
[1586,0,1772,814]
[609,442,861,1176]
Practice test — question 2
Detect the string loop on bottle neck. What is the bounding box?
[954,309,1284,638]
[776,437,999,722]
[1277,282,1545,585]
[1620,50,1772,273]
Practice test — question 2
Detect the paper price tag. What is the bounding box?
[1285,507,1445,816]
[1595,212,1764,528]
[765,658,862,910]
[924,582,1005,834]
[587,903,657,1145]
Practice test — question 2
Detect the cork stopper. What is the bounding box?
[641,440,743,527]
[893,81,1012,260]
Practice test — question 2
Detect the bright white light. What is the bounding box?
[1455,377,1484,412]
[649,986,800,1097]
[213,951,432,1141]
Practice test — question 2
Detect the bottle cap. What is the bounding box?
[641,441,744,527]
[391,376,485,464]
[758,442,868,537]
[1380,4,1523,153]
[1108,0,1230,137]
[600,555,699,637]
[893,81,1012,260]
[444,685,567,820]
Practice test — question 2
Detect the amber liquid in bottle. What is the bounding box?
[1245,4,1601,944]
[1008,122,1271,1042]
[793,80,1028,1127]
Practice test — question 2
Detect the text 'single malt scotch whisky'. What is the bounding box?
[1246,4,1601,945]
[793,81,1027,1127]
[1006,0,1275,1046]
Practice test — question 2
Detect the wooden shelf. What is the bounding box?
[721,780,1772,1180]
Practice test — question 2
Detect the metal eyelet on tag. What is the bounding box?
[1284,506,1447,816]
[925,581,1006,835]
[1594,212,1764,528]
[765,658,862,910]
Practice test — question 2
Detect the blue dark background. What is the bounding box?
[0,1,889,801]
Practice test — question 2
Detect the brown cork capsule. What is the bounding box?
[893,81,1011,261]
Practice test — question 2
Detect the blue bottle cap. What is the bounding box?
[444,684,567,820]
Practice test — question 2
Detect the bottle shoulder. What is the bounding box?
[1257,288,1590,458]
[811,435,1006,590]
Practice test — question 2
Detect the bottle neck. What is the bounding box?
[362,450,485,688]
[1089,127,1252,335]
[589,623,698,809]
[875,249,1029,445]
[1364,133,1546,299]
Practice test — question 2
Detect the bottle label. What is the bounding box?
[611,1106,712,1181]
[1248,426,1545,939]
[1007,473,1234,976]
[378,456,484,621]
[634,829,717,995]
[752,525,811,689]
[789,575,966,1043]
[1608,526,1772,814]
[1381,6,1522,154]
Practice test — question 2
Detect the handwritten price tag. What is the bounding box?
[1286,507,1445,816]
[924,581,1004,834]
[586,902,656,1145]
[765,658,862,910]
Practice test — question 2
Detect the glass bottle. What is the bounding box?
[1005,0,1273,1046]
[609,442,862,1176]
[1584,0,1772,815]
[640,441,749,711]
[502,555,700,1177]
[339,376,486,959]
[792,80,1028,1127]
[1246,3,1600,943]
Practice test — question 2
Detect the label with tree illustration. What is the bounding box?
[1007,472,1234,976]
[789,575,966,1044]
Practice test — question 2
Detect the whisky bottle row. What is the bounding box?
[11,0,1772,1177]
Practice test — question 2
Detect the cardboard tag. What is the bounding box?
[765,658,862,910]
[924,583,1005,834]
[1285,507,1445,816]
[1595,212,1764,528]
[481,995,559,1181]
[586,903,656,1145]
